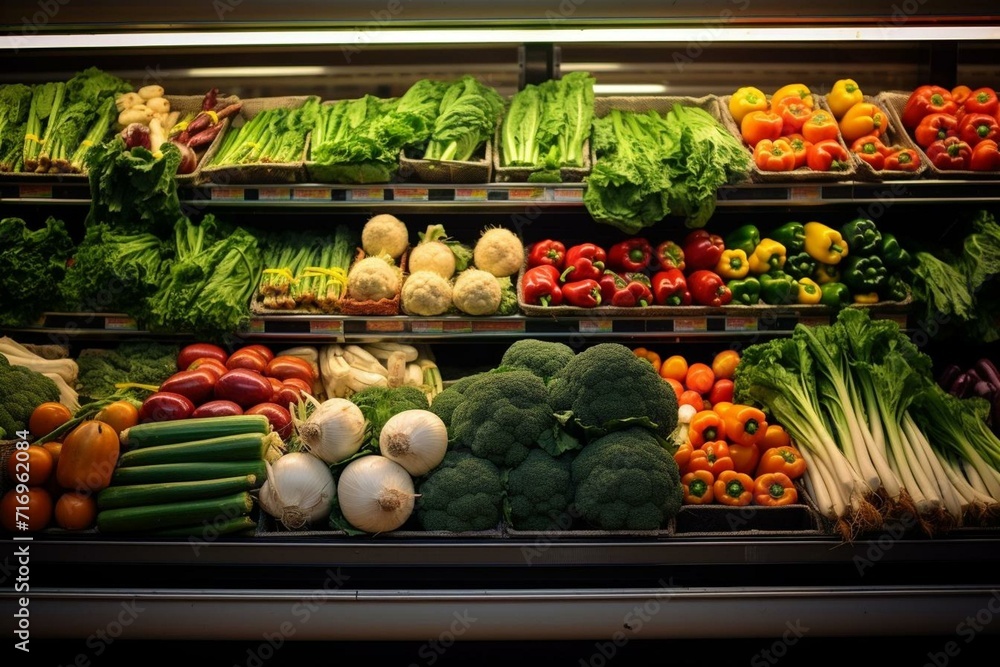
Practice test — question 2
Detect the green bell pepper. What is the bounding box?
[725,224,761,256]
[882,274,910,302]
[880,233,912,270]
[819,282,852,309]
[759,270,799,305]
[771,222,806,254]
[784,251,818,280]
[840,218,882,256]
[727,276,761,306]
[841,254,888,294]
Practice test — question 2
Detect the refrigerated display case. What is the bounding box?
[2,0,1000,647]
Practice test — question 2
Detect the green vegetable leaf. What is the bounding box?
[537,422,583,457]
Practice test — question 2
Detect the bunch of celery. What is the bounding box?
[257,226,357,313]
[210,97,320,165]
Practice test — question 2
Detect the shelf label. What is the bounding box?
[410,320,444,334]
[211,187,245,201]
[293,188,332,200]
[245,319,266,334]
[309,320,344,335]
[18,184,52,199]
[454,188,488,201]
[674,317,708,333]
[472,319,526,333]
[104,316,138,331]
[509,187,545,201]
[789,186,822,201]
[798,316,830,328]
[394,187,429,201]
[725,316,758,332]
[366,320,406,333]
[349,188,384,201]
[443,320,473,334]
[552,188,584,202]
[258,187,291,201]
[578,319,613,333]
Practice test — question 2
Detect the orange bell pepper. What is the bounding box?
[850,134,891,170]
[771,83,814,110]
[756,445,807,480]
[741,110,784,147]
[753,138,797,171]
[784,133,812,168]
[712,401,734,418]
[839,101,888,142]
[682,470,715,505]
[714,470,754,506]
[722,404,767,447]
[951,85,972,106]
[729,86,769,125]
[674,440,693,473]
[632,347,661,374]
[801,110,840,144]
[773,96,813,135]
[688,410,726,448]
[753,472,799,506]
[729,442,761,476]
[688,440,734,477]
[761,424,791,450]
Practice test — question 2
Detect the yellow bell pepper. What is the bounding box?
[813,263,841,285]
[729,86,769,124]
[828,79,865,119]
[715,249,750,279]
[796,277,822,304]
[771,83,814,110]
[747,239,787,275]
[839,101,889,143]
[803,222,849,264]
[853,292,880,304]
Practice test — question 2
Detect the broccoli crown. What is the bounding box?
[0,355,60,437]
[548,343,678,441]
[500,339,576,382]
[429,371,489,434]
[351,384,430,447]
[451,370,555,468]
[504,449,575,531]
[417,450,503,532]
[571,426,682,531]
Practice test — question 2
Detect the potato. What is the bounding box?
[115,92,143,113]
[118,105,154,127]
[145,97,170,114]
[138,84,165,100]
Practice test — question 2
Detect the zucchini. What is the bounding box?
[120,415,270,449]
[118,432,281,468]
[97,475,259,510]
[97,491,254,533]
[146,515,258,538]
[110,461,267,486]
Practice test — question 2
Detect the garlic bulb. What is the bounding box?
[336,455,416,533]
[379,409,448,476]
[258,452,336,530]
[295,397,366,464]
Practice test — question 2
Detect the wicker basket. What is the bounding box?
[844,93,928,181]
[399,142,493,184]
[166,94,240,185]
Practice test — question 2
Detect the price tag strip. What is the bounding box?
[578,319,613,333]
[674,317,708,333]
[210,187,245,201]
[293,188,332,201]
[725,316,758,332]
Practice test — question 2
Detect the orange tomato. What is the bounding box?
[711,349,741,380]
[28,402,72,439]
[665,378,684,401]
[5,445,54,486]
[1,487,53,532]
[659,355,689,382]
[685,363,716,395]
[96,401,140,437]
[54,492,97,531]
[678,390,705,411]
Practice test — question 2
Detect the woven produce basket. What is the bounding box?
[200,96,312,185]
[166,94,240,185]
[842,93,928,181]
[399,142,493,184]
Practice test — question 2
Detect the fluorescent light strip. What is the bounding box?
[184,66,329,77]
[4,26,998,50]
[594,83,668,94]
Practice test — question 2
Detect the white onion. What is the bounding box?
[379,409,448,476]
[295,397,366,464]
[258,452,336,530]
[337,455,416,533]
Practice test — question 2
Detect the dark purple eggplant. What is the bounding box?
[975,359,1000,392]
[939,364,963,390]
[950,372,974,398]
[121,122,151,150]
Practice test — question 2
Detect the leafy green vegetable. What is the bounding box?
[349,385,430,452]
[0,216,74,327]
[0,354,60,438]
[212,98,320,166]
[76,342,179,401]
[423,75,504,162]
[501,72,595,169]
[0,84,32,172]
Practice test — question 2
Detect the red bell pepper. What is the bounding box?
[682,230,725,272]
[611,279,654,307]
[964,87,999,117]
[884,148,921,171]
[598,270,627,302]
[651,269,692,306]
[914,113,960,148]
[561,243,606,282]
[902,85,958,129]
[688,270,733,307]
[521,265,563,307]
[654,240,685,272]
[806,139,851,171]
[784,133,811,168]
[850,135,891,170]
[527,240,566,269]
[958,113,1000,146]
[774,96,812,135]
[926,136,972,170]
[607,238,653,273]
[970,140,1000,171]
[562,279,602,308]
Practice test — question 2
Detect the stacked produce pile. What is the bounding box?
[899,84,1000,171]
[254,226,357,313]
[209,97,318,167]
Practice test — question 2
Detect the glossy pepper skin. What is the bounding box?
[753,138,797,171]
[611,279,653,308]
[527,240,566,269]
[607,238,653,273]
[723,404,768,447]
[774,96,813,135]
[883,274,910,302]
[783,252,817,280]
[803,222,848,264]
[914,113,959,148]
[879,234,911,270]
[561,279,602,307]
[839,101,888,142]
[681,470,715,505]
[828,79,864,119]
[761,424,791,450]
[813,262,841,285]
[598,270,628,303]
[851,135,891,170]
[902,85,957,129]
[652,269,692,306]
[959,114,1000,147]
[714,470,754,506]
[801,110,840,144]
[796,277,822,304]
[771,222,806,254]
[688,270,733,307]
[655,240,685,272]
[964,87,999,117]
[759,271,799,305]
[689,410,726,448]
[521,265,564,307]
[562,243,606,282]
[840,218,882,256]
[970,139,1000,171]
[841,254,888,294]
[747,239,787,275]
[926,136,972,170]
[688,441,735,477]
[682,230,726,272]
[727,277,761,306]
[724,224,761,256]
[729,442,761,476]
[753,472,799,506]
[819,281,851,309]
[729,86,769,125]
[741,110,784,147]
[806,139,851,171]
[715,249,750,279]
[884,148,921,171]
[784,133,811,168]
[756,446,807,479]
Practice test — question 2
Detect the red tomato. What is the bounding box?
[709,379,735,406]
[678,390,705,411]
[282,377,312,394]
[1,487,53,532]
[158,369,218,405]
[246,403,293,439]
[226,348,269,373]
[5,445,54,486]
[54,492,97,531]
[265,355,316,384]
[215,369,274,409]
[240,345,275,363]
[138,392,196,423]
[191,400,244,419]
[177,343,228,371]
[187,357,228,379]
